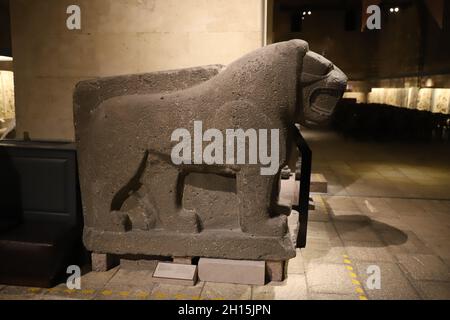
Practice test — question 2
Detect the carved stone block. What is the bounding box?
[74,40,347,261]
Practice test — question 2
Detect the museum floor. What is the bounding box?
[1,129,449,300]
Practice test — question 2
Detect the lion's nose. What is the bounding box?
[331,66,348,89]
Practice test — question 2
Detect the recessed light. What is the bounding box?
[425,78,434,88]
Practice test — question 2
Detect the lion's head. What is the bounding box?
[298,51,347,127]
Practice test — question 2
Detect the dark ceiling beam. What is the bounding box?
[277,0,361,12]
[277,0,416,12]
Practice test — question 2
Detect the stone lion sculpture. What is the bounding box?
[74,40,347,260]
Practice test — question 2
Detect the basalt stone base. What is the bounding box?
[83,228,295,261]
[91,253,119,272]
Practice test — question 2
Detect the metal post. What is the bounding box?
[292,126,312,248]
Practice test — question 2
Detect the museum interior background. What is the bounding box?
[0,0,449,300]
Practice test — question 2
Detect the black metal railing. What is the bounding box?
[292,125,312,248]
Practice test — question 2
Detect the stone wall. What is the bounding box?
[10,0,265,141]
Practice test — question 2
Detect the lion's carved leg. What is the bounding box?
[237,167,287,237]
[143,162,200,233]
[87,148,146,232]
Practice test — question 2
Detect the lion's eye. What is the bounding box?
[303,51,333,76]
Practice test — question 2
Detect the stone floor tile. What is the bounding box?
[403,216,449,238]
[421,236,450,260]
[309,209,330,222]
[429,212,450,229]
[200,282,251,300]
[325,197,359,211]
[329,210,371,222]
[287,250,305,275]
[328,185,349,196]
[309,293,359,300]
[252,275,308,300]
[344,241,395,262]
[396,254,450,282]
[0,294,44,300]
[384,198,426,216]
[150,282,204,300]
[345,179,403,198]
[79,266,120,289]
[412,199,450,214]
[42,288,94,300]
[333,220,381,242]
[355,262,420,300]
[95,285,155,300]
[0,286,45,300]
[371,216,410,232]
[306,221,339,241]
[301,246,346,265]
[382,231,434,255]
[305,263,355,295]
[38,295,80,300]
[106,267,155,287]
[412,281,450,300]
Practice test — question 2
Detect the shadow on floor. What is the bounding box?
[329,214,408,247]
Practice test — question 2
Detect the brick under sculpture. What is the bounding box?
[74,40,347,261]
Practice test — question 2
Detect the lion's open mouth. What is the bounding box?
[310,88,342,116]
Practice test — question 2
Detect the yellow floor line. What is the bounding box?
[342,254,369,300]
[22,286,219,300]
[320,194,369,301]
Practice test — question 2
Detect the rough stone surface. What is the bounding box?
[173,257,193,265]
[266,261,285,282]
[120,258,159,271]
[74,40,347,260]
[92,253,118,272]
[198,258,265,285]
